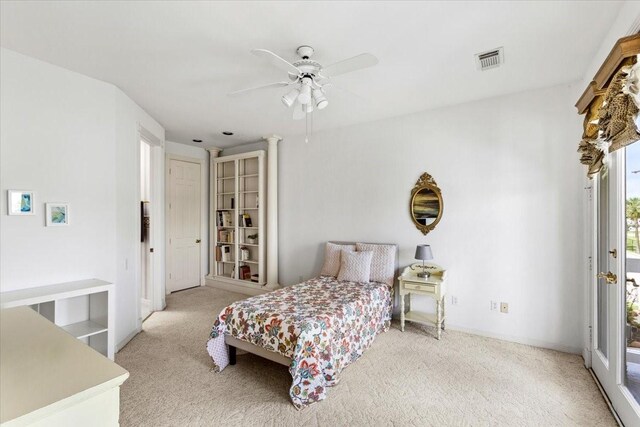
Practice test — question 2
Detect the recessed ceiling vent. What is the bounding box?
[475,47,504,71]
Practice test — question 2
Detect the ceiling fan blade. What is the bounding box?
[293,102,305,120]
[320,53,378,78]
[321,82,366,101]
[251,49,301,76]
[228,81,291,97]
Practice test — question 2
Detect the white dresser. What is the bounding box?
[0,307,128,426]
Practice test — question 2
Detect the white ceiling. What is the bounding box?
[0,1,623,148]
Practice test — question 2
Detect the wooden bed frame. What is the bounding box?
[225,241,399,367]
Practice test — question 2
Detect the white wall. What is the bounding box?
[278,83,585,353]
[578,1,640,95]
[0,48,165,349]
[114,89,165,347]
[165,141,210,279]
[0,48,117,288]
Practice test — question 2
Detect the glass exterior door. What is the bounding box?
[592,148,640,425]
[624,142,640,408]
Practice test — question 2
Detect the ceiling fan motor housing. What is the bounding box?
[296,45,314,59]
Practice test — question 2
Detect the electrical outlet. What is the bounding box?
[451,296,458,305]
[490,301,499,311]
[500,302,509,313]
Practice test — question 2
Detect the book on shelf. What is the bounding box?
[217,229,234,243]
[221,245,231,262]
[216,211,223,226]
[221,211,232,227]
[215,246,221,262]
[238,213,252,227]
[239,265,251,280]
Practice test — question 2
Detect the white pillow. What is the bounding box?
[337,250,373,283]
[320,242,356,277]
[355,243,396,286]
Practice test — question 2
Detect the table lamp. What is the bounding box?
[414,244,433,278]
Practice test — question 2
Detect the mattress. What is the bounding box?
[207,276,392,408]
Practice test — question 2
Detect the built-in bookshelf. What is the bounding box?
[211,151,266,288]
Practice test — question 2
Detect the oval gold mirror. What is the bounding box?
[410,173,443,235]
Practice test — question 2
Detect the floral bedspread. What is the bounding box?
[206,276,392,408]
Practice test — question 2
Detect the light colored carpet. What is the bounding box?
[116,286,615,426]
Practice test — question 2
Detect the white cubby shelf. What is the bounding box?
[0,279,115,360]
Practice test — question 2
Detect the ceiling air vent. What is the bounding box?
[475,47,504,71]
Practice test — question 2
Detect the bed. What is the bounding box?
[206,242,397,409]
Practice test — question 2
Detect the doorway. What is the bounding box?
[166,156,202,293]
[591,144,640,425]
[140,139,153,321]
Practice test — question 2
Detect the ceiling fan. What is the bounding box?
[229,45,378,120]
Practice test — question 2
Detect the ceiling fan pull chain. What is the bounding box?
[304,108,309,144]
[310,109,313,143]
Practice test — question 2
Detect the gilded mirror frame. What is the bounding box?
[410,173,443,235]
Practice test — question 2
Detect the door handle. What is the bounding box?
[609,249,617,258]
[196,239,201,243]
[627,277,638,287]
[597,271,617,284]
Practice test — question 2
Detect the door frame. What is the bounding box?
[136,125,165,325]
[584,14,640,425]
[165,154,207,293]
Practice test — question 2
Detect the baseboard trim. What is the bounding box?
[583,347,592,368]
[444,323,582,355]
[205,276,270,296]
[116,326,142,353]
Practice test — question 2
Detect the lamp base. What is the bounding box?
[417,271,430,278]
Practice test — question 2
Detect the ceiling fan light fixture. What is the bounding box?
[303,103,314,113]
[313,89,329,110]
[233,46,378,124]
[298,81,312,104]
[281,88,300,107]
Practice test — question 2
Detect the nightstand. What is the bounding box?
[398,263,448,339]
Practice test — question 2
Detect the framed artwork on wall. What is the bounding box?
[46,203,69,226]
[7,190,35,215]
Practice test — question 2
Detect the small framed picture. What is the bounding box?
[46,203,69,226]
[7,190,35,215]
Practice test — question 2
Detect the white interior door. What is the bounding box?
[592,147,640,426]
[167,159,201,293]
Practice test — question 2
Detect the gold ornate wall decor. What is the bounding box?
[409,173,443,235]
[575,35,640,178]
[578,95,605,178]
[601,64,640,152]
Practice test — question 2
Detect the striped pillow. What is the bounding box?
[356,243,396,286]
[320,242,356,277]
[337,250,373,283]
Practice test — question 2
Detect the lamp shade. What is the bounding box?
[281,88,300,107]
[414,244,433,261]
